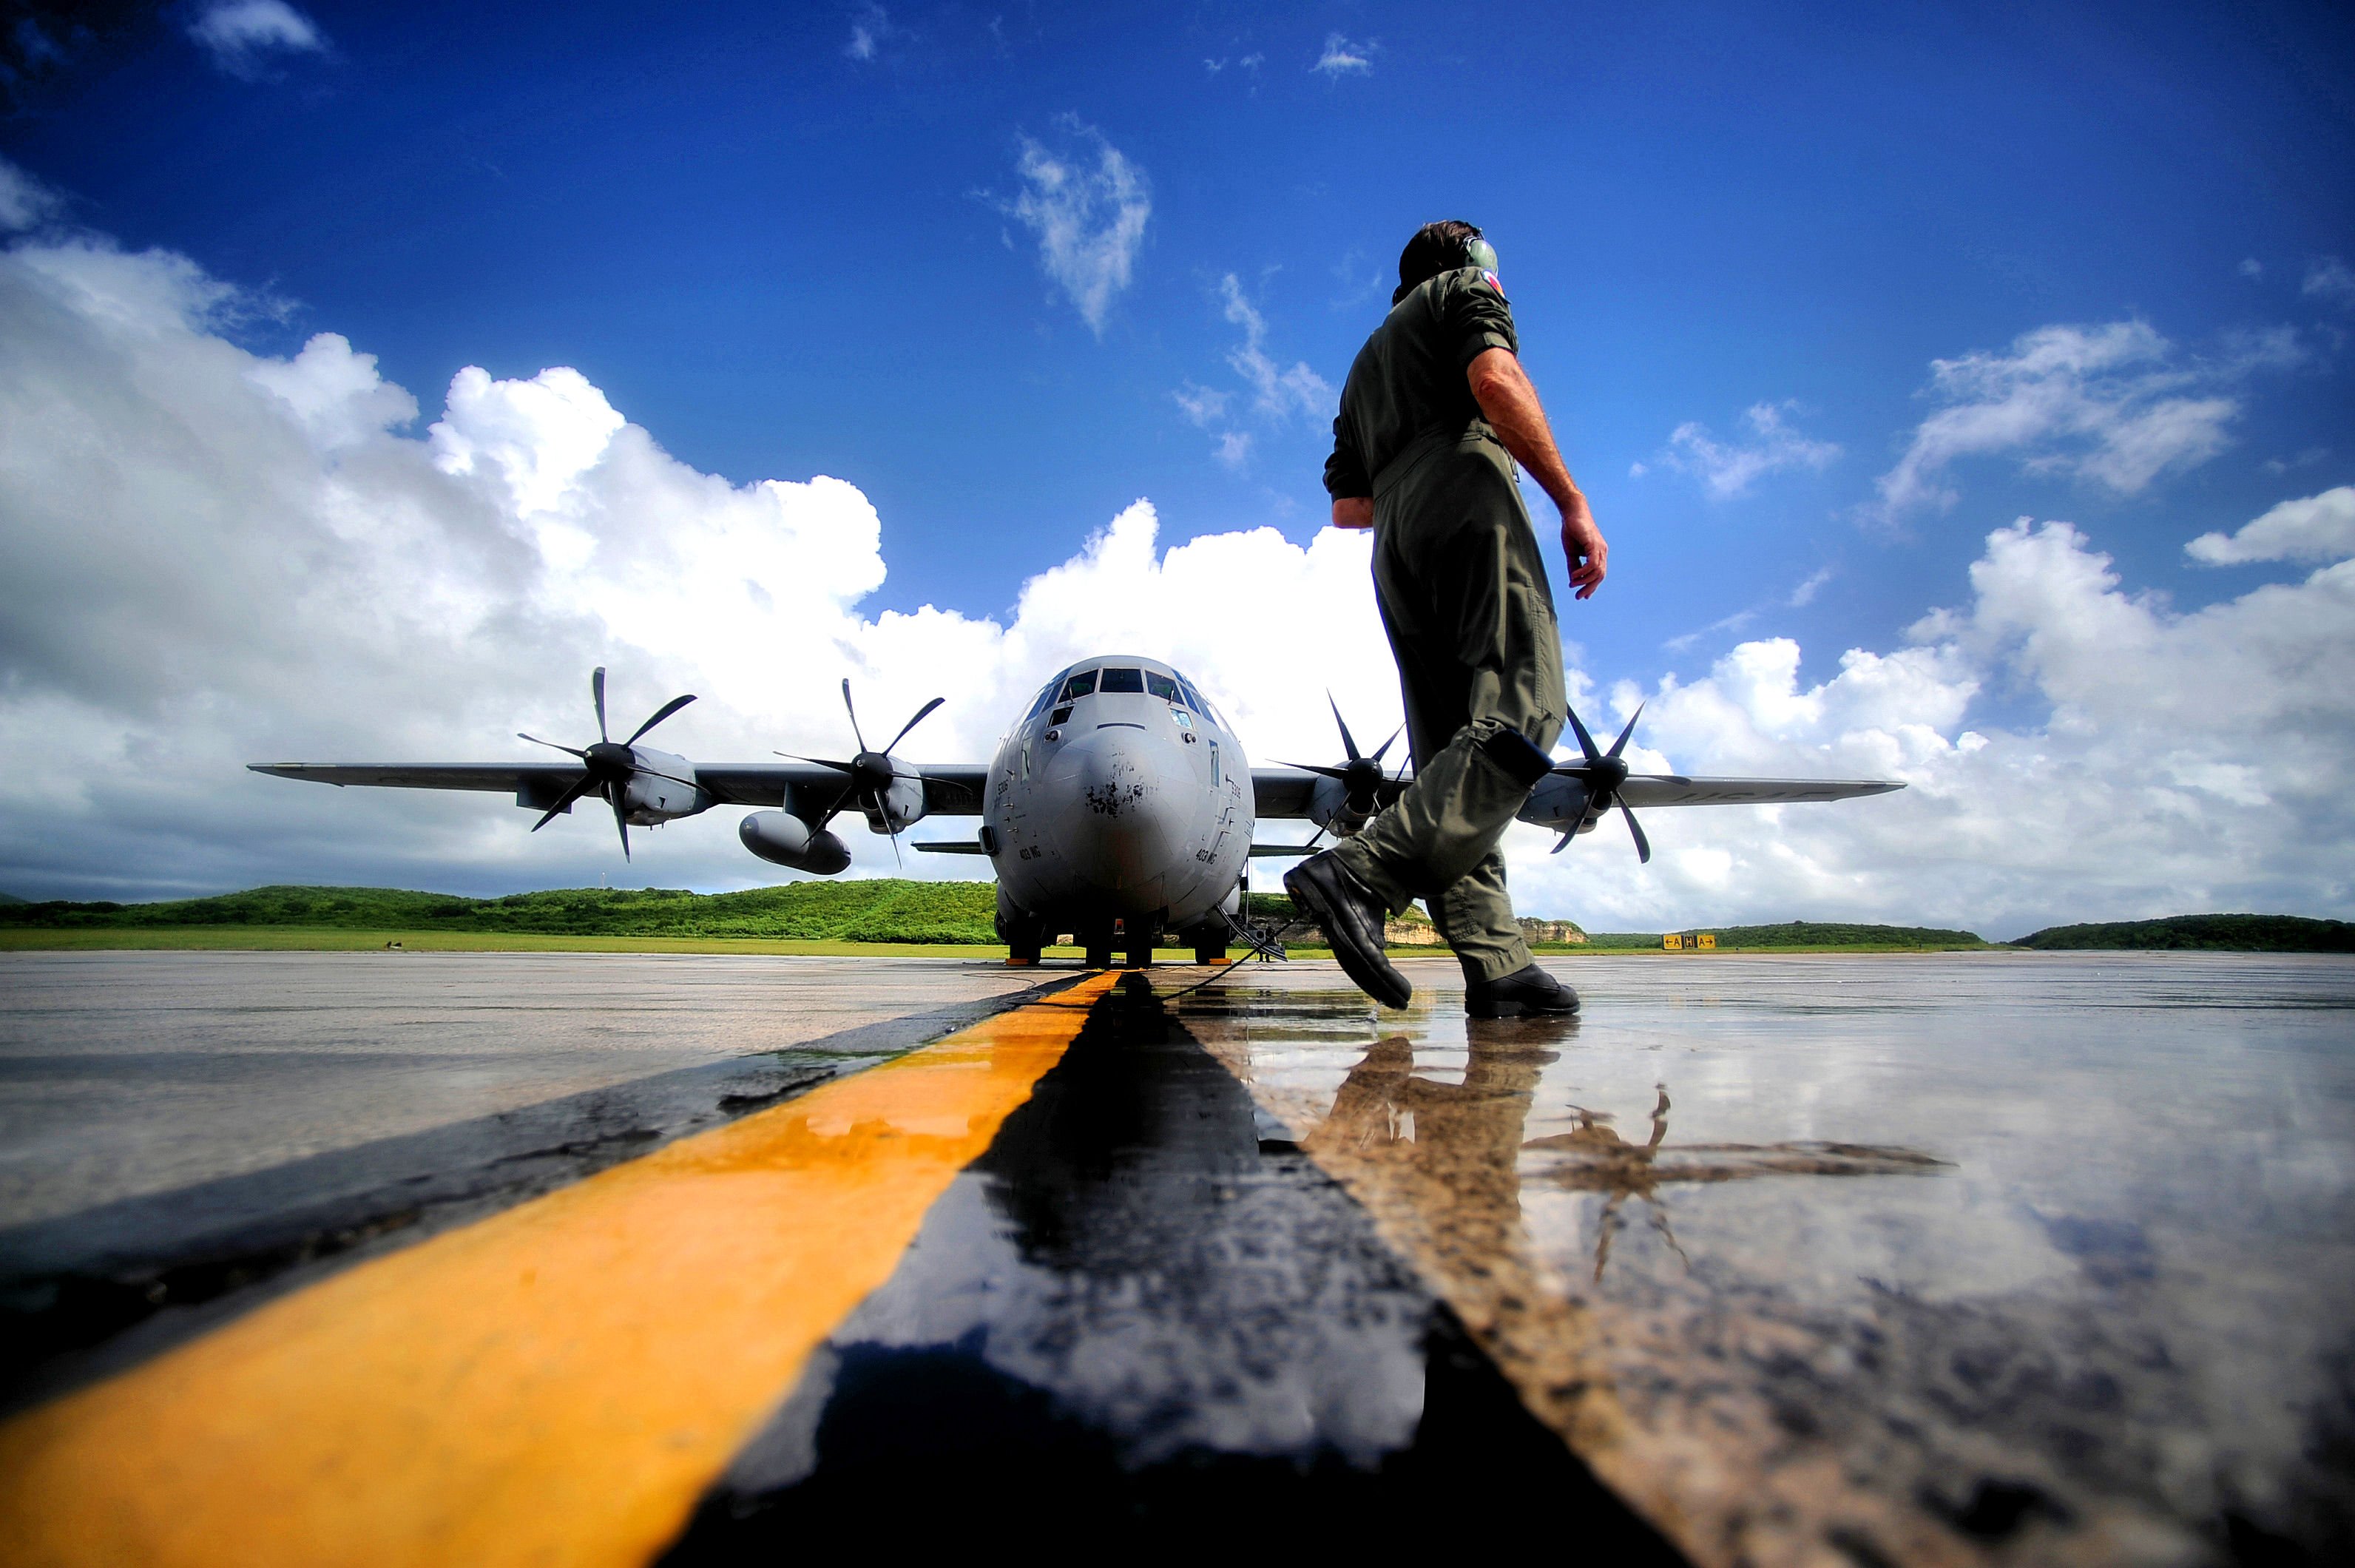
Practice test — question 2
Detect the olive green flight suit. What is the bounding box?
[1322,266,1567,981]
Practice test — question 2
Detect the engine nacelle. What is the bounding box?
[1518,773,1592,833]
[738,811,851,874]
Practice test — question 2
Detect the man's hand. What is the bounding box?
[1332,496,1374,529]
[1560,490,1607,599]
[1467,346,1606,598]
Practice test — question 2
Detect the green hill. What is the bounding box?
[0,882,1003,945]
[2011,914,2355,953]
[1,884,2001,953]
[1580,920,1985,950]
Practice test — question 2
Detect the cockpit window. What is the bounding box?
[1027,680,1061,720]
[1098,667,1144,694]
[1145,671,1180,702]
[1058,669,1098,702]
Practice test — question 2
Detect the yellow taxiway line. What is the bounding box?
[0,970,1118,1568]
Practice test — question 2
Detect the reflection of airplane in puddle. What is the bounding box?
[1307,1034,1947,1284]
[1527,1088,1948,1280]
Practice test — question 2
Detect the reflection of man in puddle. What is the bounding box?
[1307,1022,1568,1364]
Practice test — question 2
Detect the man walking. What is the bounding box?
[1285,221,1606,1018]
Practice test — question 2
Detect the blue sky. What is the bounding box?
[13,1,2348,680]
[1,0,2351,929]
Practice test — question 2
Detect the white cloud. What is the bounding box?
[1170,381,1229,427]
[2186,486,2355,565]
[6,232,2350,939]
[1787,566,1834,606]
[1655,401,1839,499]
[844,4,893,61]
[1868,321,2248,524]
[1312,34,1374,77]
[1219,273,1331,419]
[186,1,324,77]
[0,158,61,234]
[0,234,1396,900]
[2239,257,2264,280]
[1170,276,1331,469]
[2303,257,2355,309]
[998,118,1151,337]
[1508,514,2355,935]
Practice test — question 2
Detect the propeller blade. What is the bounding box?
[611,791,632,861]
[886,820,904,870]
[1619,800,1652,864]
[1564,705,1604,766]
[517,733,587,759]
[1371,726,1403,765]
[1275,761,1352,780]
[880,696,945,757]
[1552,829,1574,854]
[1328,693,1361,762]
[530,774,595,832]
[626,693,697,745]
[1607,703,1646,760]
[776,752,860,773]
[592,667,609,743]
[840,678,868,753]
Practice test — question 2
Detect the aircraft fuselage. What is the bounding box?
[985,656,1251,953]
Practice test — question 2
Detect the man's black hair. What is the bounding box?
[1396,220,1486,300]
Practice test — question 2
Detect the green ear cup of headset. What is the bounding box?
[1464,235,1499,273]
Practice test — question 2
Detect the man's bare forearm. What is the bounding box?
[1467,345,1607,598]
[1467,347,1578,510]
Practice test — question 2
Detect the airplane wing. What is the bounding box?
[249,763,583,797]
[1251,763,1900,817]
[1612,774,1905,806]
[249,762,995,815]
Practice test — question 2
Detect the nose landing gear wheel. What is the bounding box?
[1194,942,1226,965]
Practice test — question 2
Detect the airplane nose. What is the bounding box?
[1053,725,1195,897]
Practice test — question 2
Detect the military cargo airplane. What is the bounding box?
[252,659,1902,969]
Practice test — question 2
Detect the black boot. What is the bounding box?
[1283,852,1412,1008]
[1465,962,1580,1018]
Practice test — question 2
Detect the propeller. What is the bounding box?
[1278,693,1405,849]
[780,678,945,868]
[1552,703,1649,862]
[516,666,697,861]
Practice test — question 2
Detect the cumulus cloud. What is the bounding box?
[0,234,1396,900]
[1868,321,2243,524]
[2303,257,2355,310]
[1507,515,2355,935]
[0,158,61,233]
[997,118,1151,337]
[4,232,2350,937]
[2186,486,2355,565]
[1312,34,1374,77]
[186,0,324,77]
[1653,401,1839,499]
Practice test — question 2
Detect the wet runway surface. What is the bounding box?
[1,950,2351,1564]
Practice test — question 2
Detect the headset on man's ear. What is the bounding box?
[1462,234,1499,273]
